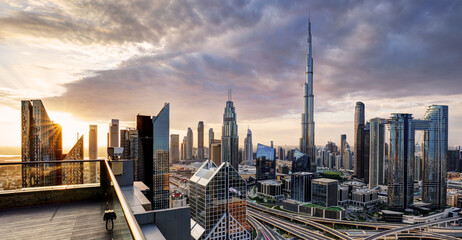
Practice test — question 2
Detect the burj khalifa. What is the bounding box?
[300,18,316,163]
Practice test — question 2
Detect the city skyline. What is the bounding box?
[1,1,462,152]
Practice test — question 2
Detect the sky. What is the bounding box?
[0,0,462,154]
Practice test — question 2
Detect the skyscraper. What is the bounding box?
[386,113,430,210]
[278,146,285,161]
[292,150,316,173]
[136,114,154,199]
[222,90,239,170]
[109,119,119,147]
[152,103,170,210]
[340,134,346,169]
[170,134,180,165]
[198,121,204,160]
[369,118,386,188]
[422,105,448,209]
[208,128,214,155]
[89,125,97,159]
[21,100,62,187]
[244,128,253,165]
[300,18,316,163]
[354,102,365,179]
[187,127,193,160]
[181,136,187,160]
[62,136,84,185]
[210,139,222,166]
[255,143,276,180]
[189,161,251,240]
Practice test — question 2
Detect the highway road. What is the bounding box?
[248,208,332,240]
[248,201,403,230]
[248,203,353,240]
[364,216,462,240]
[247,215,284,240]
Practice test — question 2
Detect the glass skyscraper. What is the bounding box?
[153,103,170,210]
[198,121,204,160]
[369,118,386,188]
[422,105,448,209]
[300,18,316,163]
[292,150,316,173]
[21,100,62,187]
[255,143,276,180]
[222,91,239,170]
[189,161,250,240]
[244,128,253,166]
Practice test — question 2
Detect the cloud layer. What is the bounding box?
[1,0,462,147]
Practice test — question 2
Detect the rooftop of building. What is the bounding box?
[312,178,338,184]
[258,179,282,186]
[0,200,117,240]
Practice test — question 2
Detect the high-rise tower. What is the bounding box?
[422,105,448,209]
[354,102,366,180]
[152,102,170,210]
[244,128,253,165]
[198,121,204,160]
[222,89,239,170]
[300,18,316,162]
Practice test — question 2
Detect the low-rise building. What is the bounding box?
[299,204,345,220]
[312,178,338,207]
[257,179,284,201]
[402,207,461,224]
[350,188,379,206]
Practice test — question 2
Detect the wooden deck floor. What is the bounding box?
[0,200,130,240]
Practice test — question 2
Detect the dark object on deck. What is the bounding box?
[104,210,117,231]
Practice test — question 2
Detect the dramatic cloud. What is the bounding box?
[1,0,462,148]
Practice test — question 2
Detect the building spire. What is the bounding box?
[228,89,232,101]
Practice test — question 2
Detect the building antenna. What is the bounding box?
[228,89,232,101]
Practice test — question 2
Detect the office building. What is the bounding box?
[21,100,62,162]
[312,178,339,207]
[369,118,386,188]
[109,119,119,147]
[354,101,367,180]
[415,156,423,181]
[222,90,239,170]
[386,113,430,210]
[292,150,316,173]
[152,103,170,210]
[257,179,284,201]
[290,172,314,202]
[21,100,62,187]
[187,127,193,160]
[244,128,253,165]
[181,136,187,160]
[136,114,154,198]
[210,139,222,166]
[448,149,461,172]
[197,121,204,160]
[208,128,214,153]
[120,128,132,159]
[422,105,448,209]
[170,134,180,165]
[189,161,251,240]
[61,136,84,185]
[343,145,353,170]
[300,18,316,162]
[340,134,346,169]
[278,146,285,161]
[89,125,97,159]
[255,143,276,180]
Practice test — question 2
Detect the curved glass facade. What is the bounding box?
[422,105,448,209]
[255,144,276,180]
